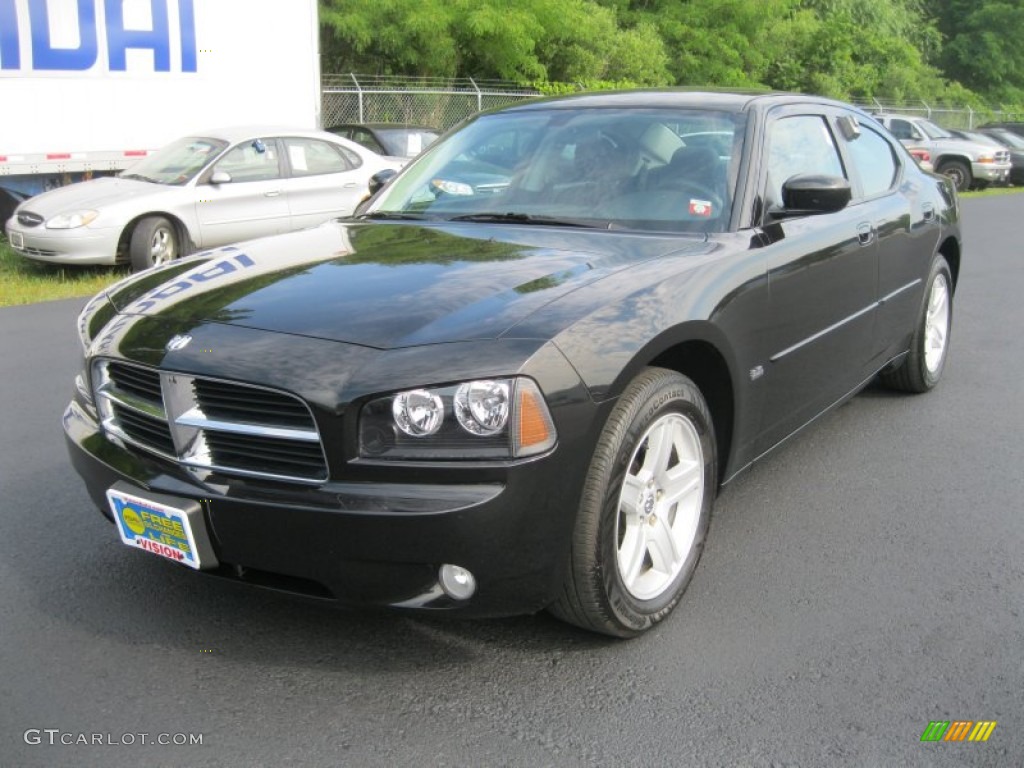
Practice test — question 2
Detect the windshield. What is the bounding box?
[918,119,952,140]
[368,107,746,233]
[992,131,1024,149]
[120,137,229,185]
[376,128,439,157]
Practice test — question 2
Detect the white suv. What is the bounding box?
[875,114,1011,190]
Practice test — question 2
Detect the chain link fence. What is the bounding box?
[321,75,1024,133]
[851,98,1023,130]
[321,75,540,131]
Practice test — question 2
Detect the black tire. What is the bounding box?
[881,255,953,393]
[550,367,716,638]
[129,216,178,271]
[937,159,971,192]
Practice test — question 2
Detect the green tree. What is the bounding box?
[932,0,1024,103]
[320,0,669,84]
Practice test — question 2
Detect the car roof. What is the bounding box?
[496,88,864,115]
[329,122,438,131]
[187,126,347,144]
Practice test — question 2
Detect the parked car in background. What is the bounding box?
[906,147,935,172]
[979,121,1024,139]
[977,128,1024,185]
[950,129,1024,185]
[874,113,1010,190]
[66,90,961,637]
[326,123,439,159]
[5,128,402,270]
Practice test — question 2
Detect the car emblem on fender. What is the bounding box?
[165,334,192,352]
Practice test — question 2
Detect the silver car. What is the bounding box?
[4,126,403,269]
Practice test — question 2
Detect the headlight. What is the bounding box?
[360,377,556,460]
[46,210,99,229]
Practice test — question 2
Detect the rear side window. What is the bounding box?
[283,138,352,177]
[845,124,899,198]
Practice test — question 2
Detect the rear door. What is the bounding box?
[280,136,371,227]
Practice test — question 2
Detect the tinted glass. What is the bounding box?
[765,115,845,208]
[845,124,898,198]
[371,108,746,233]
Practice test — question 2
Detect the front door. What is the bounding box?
[194,138,291,247]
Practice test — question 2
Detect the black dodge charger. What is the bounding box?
[65,91,960,637]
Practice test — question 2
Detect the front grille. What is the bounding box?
[93,360,328,484]
[17,210,43,227]
[108,361,163,402]
[193,378,313,428]
[111,403,176,455]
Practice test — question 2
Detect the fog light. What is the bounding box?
[438,564,476,600]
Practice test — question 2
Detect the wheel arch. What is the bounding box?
[599,324,738,486]
[934,152,971,169]
[115,212,193,265]
[938,235,961,290]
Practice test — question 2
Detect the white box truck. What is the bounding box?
[0,0,321,222]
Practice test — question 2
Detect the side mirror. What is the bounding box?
[368,168,398,196]
[780,174,852,215]
[209,170,232,185]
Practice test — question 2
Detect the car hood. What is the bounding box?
[922,137,1005,159]
[106,220,711,349]
[17,176,174,217]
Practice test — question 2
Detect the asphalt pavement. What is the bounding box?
[1,195,1022,767]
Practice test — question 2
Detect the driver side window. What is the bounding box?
[214,139,282,183]
[765,115,845,210]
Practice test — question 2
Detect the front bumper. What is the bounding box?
[63,385,597,617]
[972,163,1011,184]
[5,217,120,265]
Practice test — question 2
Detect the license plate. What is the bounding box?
[9,231,23,249]
[106,482,217,570]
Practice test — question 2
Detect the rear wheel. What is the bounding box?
[129,216,178,271]
[881,255,953,393]
[550,368,716,637]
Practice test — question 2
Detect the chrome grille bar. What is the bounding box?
[92,360,328,484]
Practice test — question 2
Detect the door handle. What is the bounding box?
[341,182,358,189]
[264,190,282,198]
[857,222,874,246]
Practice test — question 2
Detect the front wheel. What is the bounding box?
[881,255,953,393]
[129,216,178,271]
[549,368,716,637]
[938,159,971,192]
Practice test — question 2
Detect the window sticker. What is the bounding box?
[689,199,712,217]
[288,145,308,171]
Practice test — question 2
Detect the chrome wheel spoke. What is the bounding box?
[618,522,647,588]
[615,411,705,601]
[661,460,701,507]
[646,515,680,574]
[923,274,950,373]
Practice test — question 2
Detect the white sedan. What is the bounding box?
[4,127,403,269]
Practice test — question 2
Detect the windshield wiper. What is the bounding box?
[360,211,428,221]
[448,212,604,228]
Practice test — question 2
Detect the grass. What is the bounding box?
[0,236,128,307]
[960,185,1024,199]
[1,183,1021,307]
